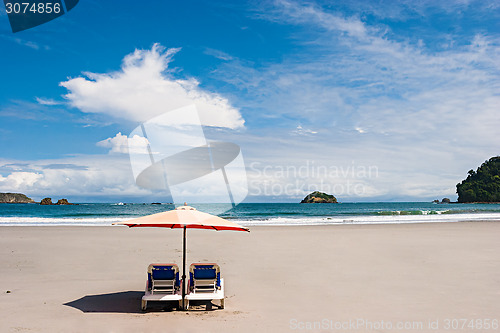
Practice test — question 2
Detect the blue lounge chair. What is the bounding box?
[185,263,224,309]
[142,264,182,310]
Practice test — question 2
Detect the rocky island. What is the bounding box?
[0,193,35,203]
[40,198,76,205]
[300,191,338,203]
[432,198,451,204]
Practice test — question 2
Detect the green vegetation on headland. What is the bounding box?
[301,191,338,203]
[456,156,500,203]
[0,193,35,203]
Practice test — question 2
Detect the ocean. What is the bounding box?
[1,202,500,226]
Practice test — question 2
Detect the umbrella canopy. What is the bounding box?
[113,205,249,310]
[116,205,249,232]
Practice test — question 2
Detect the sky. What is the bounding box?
[0,0,499,203]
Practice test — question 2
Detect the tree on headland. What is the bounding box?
[456,156,500,203]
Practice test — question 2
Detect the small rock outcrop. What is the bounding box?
[441,198,451,204]
[40,198,75,205]
[301,191,338,203]
[40,198,53,205]
[55,199,75,205]
[0,193,35,203]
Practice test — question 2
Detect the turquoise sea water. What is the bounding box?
[1,202,500,226]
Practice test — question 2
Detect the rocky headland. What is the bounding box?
[0,193,35,203]
[456,156,500,203]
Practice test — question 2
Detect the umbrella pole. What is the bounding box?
[182,225,187,310]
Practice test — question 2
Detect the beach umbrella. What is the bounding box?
[113,204,249,309]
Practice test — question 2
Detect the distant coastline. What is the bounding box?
[0,193,75,205]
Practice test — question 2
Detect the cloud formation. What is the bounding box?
[60,44,244,129]
[35,97,62,106]
[0,155,153,201]
[0,172,42,189]
[97,132,151,154]
[2,2,497,202]
[205,0,500,200]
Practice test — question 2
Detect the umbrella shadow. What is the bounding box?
[64,291,146,313]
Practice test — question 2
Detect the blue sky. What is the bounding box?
[0,0,499,202]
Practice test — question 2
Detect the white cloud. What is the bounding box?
[273,0,369,39]
[97,132,152,154]
[204,48,234,61]
[60,44,244,129]
[0,172,43,189]
[292,125,317,136]
[36,97,62,105]
[0,34,51,50]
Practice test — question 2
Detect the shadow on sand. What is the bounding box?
[65,291,222,313]
[64,291,146,313]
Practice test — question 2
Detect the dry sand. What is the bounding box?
[0,222,499,332]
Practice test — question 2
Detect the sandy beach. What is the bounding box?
[1,222,499,332]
